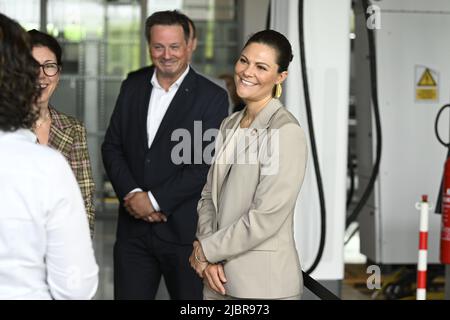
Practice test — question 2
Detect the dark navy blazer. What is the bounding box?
[102,66,228,244]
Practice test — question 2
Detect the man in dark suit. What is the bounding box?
[102,10,228,300]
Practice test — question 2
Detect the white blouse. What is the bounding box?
[0,129,98,299]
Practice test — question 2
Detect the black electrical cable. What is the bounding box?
[347,153,355,209]
[298,0,326,275]
[266,0,338,298]
[266,0,271,30]
[344,151,356,244]
[345,0,383,228]
[344,225,359,246]
[435,104,450,147]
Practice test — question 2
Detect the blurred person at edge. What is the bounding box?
[190,30,308,300]
[218,73,246,113]
[0,13,98,300]
[185,16,232,115]
[28,29,96,237]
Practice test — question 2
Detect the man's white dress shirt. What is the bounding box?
[131,66,190,211]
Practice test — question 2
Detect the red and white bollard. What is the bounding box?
[415,195,431,300]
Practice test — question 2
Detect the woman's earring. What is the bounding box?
[275,83,282,98]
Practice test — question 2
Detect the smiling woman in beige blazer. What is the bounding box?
[189,30,308,300]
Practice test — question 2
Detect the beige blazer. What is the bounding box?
[197,98,308,299]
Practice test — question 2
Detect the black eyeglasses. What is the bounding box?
[39,63,60,77]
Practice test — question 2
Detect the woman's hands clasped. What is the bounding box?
[189,240,227,295]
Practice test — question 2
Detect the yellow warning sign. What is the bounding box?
[417,68,437,86]
[415,66,438,102]
[416,89,437,100]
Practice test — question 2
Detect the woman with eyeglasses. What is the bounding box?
[28,29,96,236]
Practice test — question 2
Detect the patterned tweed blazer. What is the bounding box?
[47,107,95,235]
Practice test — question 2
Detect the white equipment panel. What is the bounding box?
[271,0,350,280]
[356,0,450,263]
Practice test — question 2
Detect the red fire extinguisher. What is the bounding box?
[441,158,450,264]
[435,104,450,264]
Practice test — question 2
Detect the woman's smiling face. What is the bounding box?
[234,42,287,104]
[32,45,60,106]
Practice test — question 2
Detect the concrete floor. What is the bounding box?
[92,208,371,300]
[92,209,171,300]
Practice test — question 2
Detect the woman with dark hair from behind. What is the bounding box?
[190,29,307,300]
[28,29,96,236]
[0,13,98,299]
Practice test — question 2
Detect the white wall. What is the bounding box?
[271,0,351,280]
